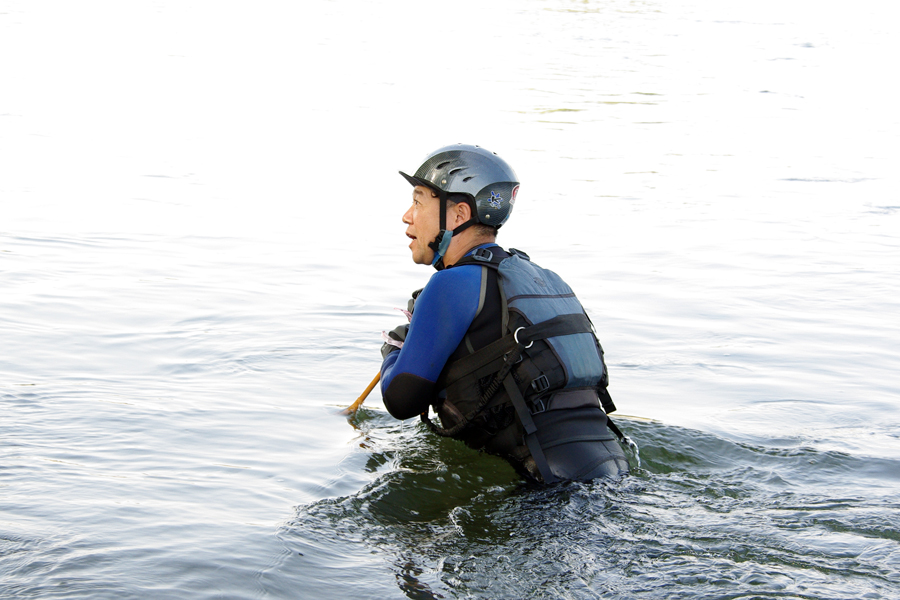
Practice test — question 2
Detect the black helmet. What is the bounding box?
[399,144,520,229]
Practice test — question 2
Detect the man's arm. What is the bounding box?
[380,266,482,420]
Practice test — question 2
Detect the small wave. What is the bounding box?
[276,418,900,598]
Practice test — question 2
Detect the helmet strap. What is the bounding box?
[429,229,452,270]
[451,219,475,236]
[428,192,450,270]
[427,192,477,271]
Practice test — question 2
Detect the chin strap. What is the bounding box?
[429,220,477,270]
[427,190,478,271]
[429,230,453,270]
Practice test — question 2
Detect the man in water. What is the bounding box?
[379,144,629,483]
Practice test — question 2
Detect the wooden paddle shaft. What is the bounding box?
[343,372,380,414]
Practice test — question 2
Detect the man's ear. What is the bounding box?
[450,201,472,227]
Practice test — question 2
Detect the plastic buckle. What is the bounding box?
[472,248,494,262]
[503,351,525,365]
[529,397,547,414]
[531,374,550,394]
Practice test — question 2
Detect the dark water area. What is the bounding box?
[280,415,900,600]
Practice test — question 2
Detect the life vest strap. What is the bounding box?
[502,372,556,484]
[606,417,641,469]
[422,343,525,438]
[439,313,594,390]
[515,313,593,346]
[437,332,517,389]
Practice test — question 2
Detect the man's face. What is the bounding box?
[402,185,442,265]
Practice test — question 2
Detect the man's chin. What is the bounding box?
[410,249,433,266]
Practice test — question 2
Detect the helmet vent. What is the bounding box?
[463,176,475,182]
[436,161,451,170]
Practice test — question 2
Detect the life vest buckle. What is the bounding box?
[504,350,525,364]
[529,396,548,414]
[531,374,550,394]
[471,248,494,262]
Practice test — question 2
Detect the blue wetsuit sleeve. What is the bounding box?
[380,266,483,420]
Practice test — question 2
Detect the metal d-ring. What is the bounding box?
[514,327,534,348]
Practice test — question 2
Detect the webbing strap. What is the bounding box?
[463,266,490,355]
[440,312,594,389]
[423,343,525,438]
[438,333,517,388]
[515,313,593,345]
[606,416,641,469]
[502,374,557,483]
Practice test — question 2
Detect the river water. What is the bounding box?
[2,1,899,598]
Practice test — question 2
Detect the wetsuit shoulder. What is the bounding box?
[380,265,484,420]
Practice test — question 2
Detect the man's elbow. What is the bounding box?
[383,397,420,421]
[382,373,434,421]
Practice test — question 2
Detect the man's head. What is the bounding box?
[399,144,519,268]
[402,186,497,266]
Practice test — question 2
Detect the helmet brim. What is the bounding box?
[400,171,457,205]
[399,171,432,189]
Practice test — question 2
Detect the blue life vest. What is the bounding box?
[499,251,609,394]
[425,247,626,483]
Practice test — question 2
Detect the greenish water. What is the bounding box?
[281,414,899,599]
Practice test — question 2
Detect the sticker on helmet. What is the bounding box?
[489,191,503,209]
